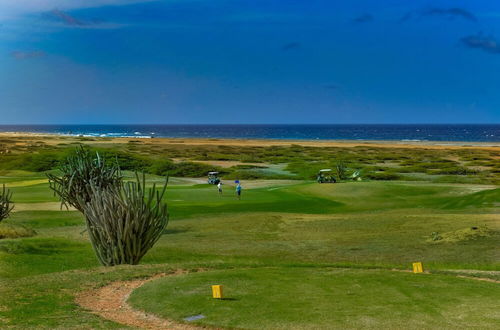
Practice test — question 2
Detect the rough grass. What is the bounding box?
[0,223,36,239]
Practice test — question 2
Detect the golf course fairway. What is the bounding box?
[0,136,498,328]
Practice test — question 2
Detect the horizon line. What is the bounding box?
[0,123,498,126]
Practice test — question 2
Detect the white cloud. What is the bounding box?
[0,0,156,20]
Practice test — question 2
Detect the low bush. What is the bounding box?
[151,161,225,178]
[427,167,479,175]
[224,170,292,180]
[95,149,153,172]
[232,164,269,170]
[169,162,219,177]
[0,151,67,172]
[148,159,176,176]
[0,223,36,239]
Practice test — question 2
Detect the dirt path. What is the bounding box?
[75,270,204,330]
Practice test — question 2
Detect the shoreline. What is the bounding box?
[0,132,499,150]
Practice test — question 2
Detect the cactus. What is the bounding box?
[0,184,13,223]
[48,147,169,266]
[47,146,121,212]
[82,174,169,266]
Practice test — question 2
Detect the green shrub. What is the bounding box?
[170,162,222,177]
[428,167,479,175]
[149,159,176,176]
[95,149,152,172]
[335,161,348,181]
[0,151,67,172]
[225,170,291,180]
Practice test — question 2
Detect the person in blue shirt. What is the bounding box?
[236,183,242,200]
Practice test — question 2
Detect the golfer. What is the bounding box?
[236,183,242,200]
[217,182,222,195]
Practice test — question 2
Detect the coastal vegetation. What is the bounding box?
[0,135,498,184]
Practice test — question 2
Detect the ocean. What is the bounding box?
[0,124,498,142]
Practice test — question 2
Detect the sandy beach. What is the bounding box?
[0,132,498,151]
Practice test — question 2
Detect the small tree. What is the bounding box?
[47,147,122,212]
[0,184,13,223]
[83,174,169,266]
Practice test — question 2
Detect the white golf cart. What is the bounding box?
[317,169,336,183]
[208,171,221,185]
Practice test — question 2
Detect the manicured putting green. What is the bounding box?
[129,267,500,329]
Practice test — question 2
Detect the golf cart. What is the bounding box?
[350,170,362,181]
[208,171,221,185]
[317,169,336,183]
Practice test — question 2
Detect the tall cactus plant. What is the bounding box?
[0,184,13,223]
[82,174,169,266]
[47,146,121,212]
[48,147,169,266]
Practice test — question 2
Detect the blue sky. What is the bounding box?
[1,0,499,124]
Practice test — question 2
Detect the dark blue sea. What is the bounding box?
[0,124,498,142]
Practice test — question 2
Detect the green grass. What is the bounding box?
[0,168,498,328]
[129,267,500,329]
[9,183,59,203]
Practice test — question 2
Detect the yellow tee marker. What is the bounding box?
[412,262,424,273]
[212,285,223,299]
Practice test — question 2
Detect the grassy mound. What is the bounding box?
[129,267,500,329]
[0,223,36,239]
[429,226,495,243]
[440,188,500,209]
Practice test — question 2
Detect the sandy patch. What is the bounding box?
[12,202,75,212]
[167,177,207,185]
[219,179,302,188]
[0,133,498,150]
